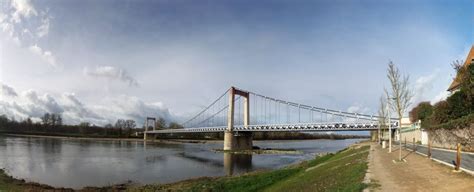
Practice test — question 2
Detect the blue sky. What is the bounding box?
[0,0,473,126]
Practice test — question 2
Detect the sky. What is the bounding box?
[0,0,473,126]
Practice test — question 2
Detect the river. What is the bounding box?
[0,135,364,189]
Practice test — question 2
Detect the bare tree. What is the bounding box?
[386,61,413,160]
[377,95,387,143]
[387,62,413,120]
[451,60,464,72]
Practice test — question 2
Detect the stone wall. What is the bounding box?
[400,129,422,144]
[427,124,474,152]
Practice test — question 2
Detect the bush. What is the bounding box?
[409,101,433,123]
[431,100,450,125]
[421,63,474,129]
[427,113,474,130]
[447,91,470,119]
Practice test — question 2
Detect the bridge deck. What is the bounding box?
[147,122,398,134]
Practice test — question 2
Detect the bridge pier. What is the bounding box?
[224,87,253,151]
[224,131,253,150]
[143,117,156,141]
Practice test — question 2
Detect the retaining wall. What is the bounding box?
[427,124,474,152]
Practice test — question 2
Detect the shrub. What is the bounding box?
[409,101,433,123]
[447,91,470,119]
[427,113,474,130]
[430,101,450,125]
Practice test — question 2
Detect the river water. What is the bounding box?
[0,135,363,189]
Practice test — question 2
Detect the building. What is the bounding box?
[395,118,427,144]
[447,45,474,92]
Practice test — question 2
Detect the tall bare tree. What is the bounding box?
[386,61,413,160]
[387,62,412,121]
[377,95,387,143]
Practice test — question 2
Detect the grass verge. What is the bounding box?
[130,143,370,192]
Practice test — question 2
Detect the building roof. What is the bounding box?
[448,45,474,92]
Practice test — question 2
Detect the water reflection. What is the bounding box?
[0,135,363,188]
[224,153,252,176]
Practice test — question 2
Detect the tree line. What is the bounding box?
[0,113,183,138]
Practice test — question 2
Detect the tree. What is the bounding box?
[430,100,450,125]
[386,61,413,124]
[155,117,166,130]
[386,61,413,160]
[51,114,57,126]
[377,95,387,142]
[104,123,113,136]
[447,91,470,118]
[78,122,90,135]
[168,122,183,129]
[23,117,33,125]
[451,61,474,115]
[56,115,63,126]
[42,113,51,125]
[409,102,433,123]
[409,105,419,123]
[115,119,126,137]
[125,120,136,137]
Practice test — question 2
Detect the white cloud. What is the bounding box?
[28,44,57,67]
[411,69,439,106]
[1,0,58,69]
[84,66,139,87]
[347,103,370,114]
[36,15,49,37]
[0,83,171,126]
[11,0,38,23]
[431,91,450,105]
[0,83,18,97]
[1,22,14,37]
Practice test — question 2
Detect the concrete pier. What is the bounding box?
[223,87,253,150]
[224,131,253,150]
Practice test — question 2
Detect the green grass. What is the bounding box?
[264,145,369,192]
[130,144,370,192]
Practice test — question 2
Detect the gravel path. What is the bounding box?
[366,143,474,192]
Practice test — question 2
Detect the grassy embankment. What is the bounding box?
[0,143,370,192]
[131,143,370,192]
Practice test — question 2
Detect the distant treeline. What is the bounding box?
[0,113,368,140]
[0,113,146,138]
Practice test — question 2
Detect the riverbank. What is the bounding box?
[0,169,130,192]
[0,141,370,191]
[130,141,371,191]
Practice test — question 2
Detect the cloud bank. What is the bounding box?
[0,83,171,126]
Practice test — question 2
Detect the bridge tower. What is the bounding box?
[144,117,156,141]
[224,87,253,150]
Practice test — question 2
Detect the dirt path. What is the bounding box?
[366,143,474,192]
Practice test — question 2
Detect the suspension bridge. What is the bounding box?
[144,87,398,150]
